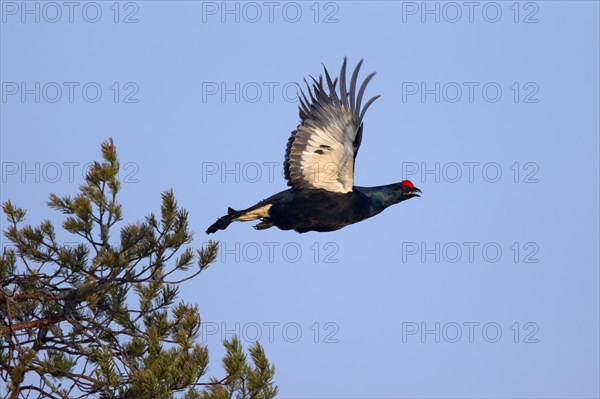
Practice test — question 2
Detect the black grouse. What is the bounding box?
[206,58,421,234]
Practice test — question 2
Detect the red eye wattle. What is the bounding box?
[401,180,415,189]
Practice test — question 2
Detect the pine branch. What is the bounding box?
[0,139,278,399]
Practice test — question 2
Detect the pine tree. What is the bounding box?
[0,139,278,399]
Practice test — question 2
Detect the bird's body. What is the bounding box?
[266,188,373,233]
[207,58,421,235]
[207,184,415,234]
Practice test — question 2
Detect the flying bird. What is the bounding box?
[206,58,421,234]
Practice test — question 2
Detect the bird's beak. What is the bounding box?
[411,187,422,197]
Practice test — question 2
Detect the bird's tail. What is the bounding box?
[206,207,240,234]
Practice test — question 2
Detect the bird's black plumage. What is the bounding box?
[206,58,421,234]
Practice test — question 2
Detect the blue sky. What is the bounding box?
[1,1,599,397]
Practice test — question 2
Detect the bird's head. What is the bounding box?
[397,180,422,199]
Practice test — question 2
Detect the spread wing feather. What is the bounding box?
[283,58,380,193]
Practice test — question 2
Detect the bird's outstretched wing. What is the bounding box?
[283,58,380,193]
